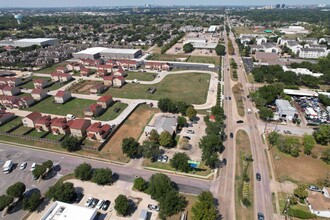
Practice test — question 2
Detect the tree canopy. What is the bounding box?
[313,125,330,145]
[6,182,26,198]
[114,194,129,216]
[192,191,218,220]
[0,195,13,211]
[170,152,191,172]
[122,137,141,158]
[91,168,113,185]
[45,182,76,203]
[159,131,174,148]
[133,177,147,191]
[22,191,42,212]
[74,163,93,181]
[183,43,194,53]
[61,136,81,152]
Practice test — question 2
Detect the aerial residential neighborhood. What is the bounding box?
[0,2,330,220]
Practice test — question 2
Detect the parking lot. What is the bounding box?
[28,179,159,220]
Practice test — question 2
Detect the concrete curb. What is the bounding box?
[143,166,214,180]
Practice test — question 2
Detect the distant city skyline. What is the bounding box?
[0,0,328,8]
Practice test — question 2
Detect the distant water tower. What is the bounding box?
[14,14,23,24]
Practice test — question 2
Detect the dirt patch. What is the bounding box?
[67,80,101,94]
[101,105,159,163]
[78,84,93,93]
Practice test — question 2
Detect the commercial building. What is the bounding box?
[284,89,318,97]
[278,26,309,35]
[298,48,330,59]
[207,25,218,33]
[275,99,297,121]
[183,37,217,49]
[41,201,97,220]
[144,115,178,136]
[73,47,142,60]
[0,38,58,47]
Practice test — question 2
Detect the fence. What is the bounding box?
[0,131,60,144]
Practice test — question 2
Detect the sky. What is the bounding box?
[0,0,327,8]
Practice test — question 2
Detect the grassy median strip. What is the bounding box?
[235,130,253,220]
[232,83,245,117]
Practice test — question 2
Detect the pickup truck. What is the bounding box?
[3,160,13,174]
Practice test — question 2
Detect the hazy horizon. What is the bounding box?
[0,0,328,8]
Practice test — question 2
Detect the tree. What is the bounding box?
[148,129,159,143]
[22,191,42,212]
[133,177,147,191]
[186,106,197,121]
[159,190,187,219]
[0,195,13,211]
[61,136,81,152]
[259,107,273,121]
[122,137,141,158]
[215,44,226,56]
[192,191,218,220]
[268,131,281,147]
[141,140,160,160]
[322,149,330,164]
[293,184,308,200]
[170,153,191,172]
[45,182,76,203]
[158,98,175,112]
[32,165,47,179]
[303,134,316,155]
[114,194,129,216]
[177,116,187,129]
[6,182,26,198]
[183,43,194,53]
[147,173,175,200]
[42,160,53,169]
[74,163,93,181]
[313,125,330,145]
[159,131,174,148]
[91,168,113,185]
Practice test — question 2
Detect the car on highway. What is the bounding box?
[256,173,261,181]
[30,162,36,171]
[85,197,94,207]
[257,212,264,220]
[236,120,244,123]
[102,200,111,211]
[183,136,191,140]
[187,130,195,134]
[230,133,233,138]
[20,162,27,170]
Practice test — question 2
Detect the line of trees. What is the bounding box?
[74,163,113,185]
[161,32,185,54]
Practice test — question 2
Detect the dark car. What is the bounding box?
[222,158,227,165]
[114,108,121,113]
[256,173,261,181]
[102,200,111,211]
[258,212,264,220]
[183,136,191,140]
[230,133,234,138]
[75,193,84,203]
[91,199,99,208]
[228,96,232,100]
[236,120,244,123]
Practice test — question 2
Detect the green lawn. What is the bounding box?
[187,56,220,65]
[35,61,69,74]
[46,81,72,91]
[44,133,65,141]
[150,54,189,61]
[95,102,128,121]
[0,117,22,132]
[11,126,32,135]
[27,97,95,118]
[28,130,48,138]
[104,73,210,104]
[125,71,157,81]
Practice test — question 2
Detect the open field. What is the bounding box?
[235,129,254,220]
[271,144,330,184]
[104,73,210,104]
[125,71,157,81]
[35,61,69,74]
[247,74,255,83]
[150,54,189,61]
[187,56,220,65]
[100,105,159,163]
[232,83,245,117]
[167,194,198,220]
[67,80,103,94]
[27,97,95,118]
[95,102,128,121]
[0,117,22,132]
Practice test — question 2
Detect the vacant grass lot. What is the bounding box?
[27,97,95,118]
[0,117,22,132]
[187,56,220,65]
[95,102,128,121]
[150,54,189,61]
[125,71,157,81]
[232,83,245,117]
[104,73,210,104]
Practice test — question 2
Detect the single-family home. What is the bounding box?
[66,63,84,72]
[84,104,103,118]
[22,111,42,128]
[2,86,20,96]
[145,62,170,71]
[78,58,101,67]
[0,77,23,87]
[31,89,48,101]
[68,119,91,137]
[54,91,72,104]
[117,59,140,70]
[0,96,20,108]
[35,115,52,132]
[56,66,69,73]
[0,110,15,125]
[256,36,267,45]
[90,83,107,94]
[97,65,114,72]
[51,117,70,135]
[50,73,73,82]
[33,79,50,89]
[96,69,109,78]
[18,96,35,108]
[86,122,112,141]
[103,75,126,87]
[80,68,92,77]
[113,68,127,77]
[97,95,114,109]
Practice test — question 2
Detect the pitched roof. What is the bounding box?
[31,88,46,94]
[55,90,71,97]
[87,122,102,132]
[25,112,42,122]
[69,119,91,130]
[97,95,113,102]
[51,72,71,78]
[35,115,51,124]
[85,104,102,112]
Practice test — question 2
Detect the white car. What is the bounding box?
[30,163,36,171]
[85,197,94,207]
[66,114,75,120]
[96,200,104,209]
[162,155,168,163]
[20,162,27,170]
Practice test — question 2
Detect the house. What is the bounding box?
[31,89,48,101]
[306,188,330,218]
[0,96,20,108]
[145,62,170,71]
[54,91,72,104]
[144,116,178,136]
[50,73,73,82]
[51,117,70,135]
[90,83,107,94]
[96,69,109,78]
[84,104,103,118]
[0,110,15,125]
[78,58,101,67]
[103,75,126,87]
[33,79,50,89]
[97,95,114,108]
[86,122,112,141]
[0,77,23,87]
[117,59,140,70]
[113,68,126,77]
[68,119,91,137]
[256,36,267,45]
[35,115,52,132]
[19,96,35,108]
[97,65,114,72]
[2,86,20,96]
[80,68,92,77]
[275,99,297,121]
[22,111,42,128]
[66,63,84,71]
[299,48,330,59]
[56,66,69,73]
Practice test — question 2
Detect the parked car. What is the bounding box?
[230,133,233,138]
[228,96,232,100]
[309,185,321,192]
[283,130,292,134]
[236,120,244,123]
[187,130,195,134]
[91,199,99,208]
[33,175,38,180]
[222,158,227,166]
[256,173,261,181]
[66,114,75,120]
[258,212,264,220]
[183,136,191,140]
[20,162,27,170]
[157,156,163,162]
[85,197,94,207]
[30,163,36,171]
[75,193,84,203]
[162,155,168,163]
[102,200,111,211]
[96,200,104,209]
[148,204,160,211]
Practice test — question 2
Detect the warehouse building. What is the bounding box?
[0,38,58,47]
[275,99,297,121]
[73,47,142,60]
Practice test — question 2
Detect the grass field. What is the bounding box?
[27,97,95,118]
[35,61,69,74]
[0,117,22,132]
[235,130,254,220]
[232,83,245,117]
[11,126,33,135]
[187,56,220,65]
[125,71,157,81]
[95,102,128,121]
[104,73,210,104]
[44,133,65,141]
[67,80,102,94]
[150,54,189,61]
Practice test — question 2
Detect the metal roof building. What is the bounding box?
[14,38,58,47]
[284,89,318,97]
[144,116,178,136]
[275,99,297,121]
[73,47,142,60]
